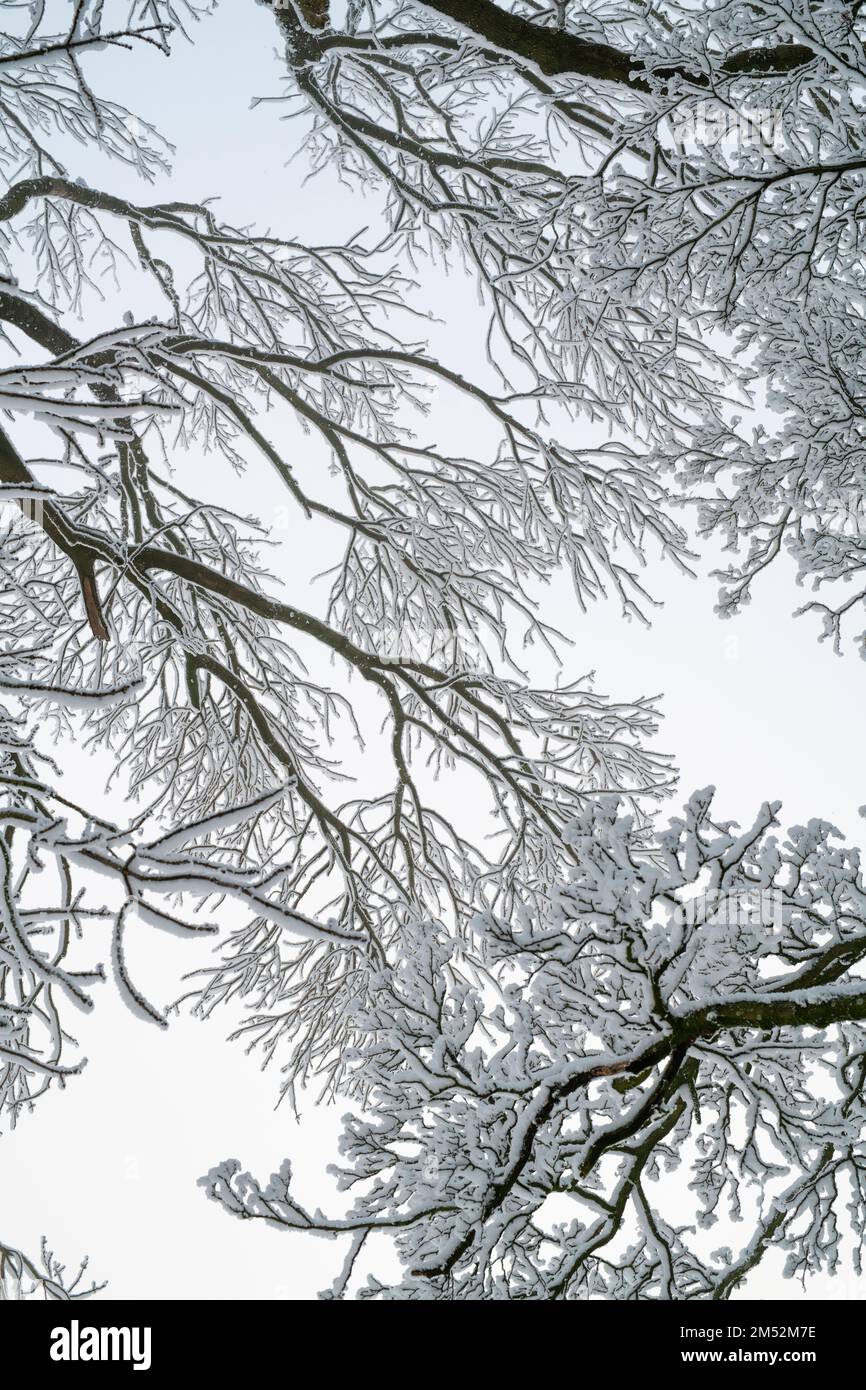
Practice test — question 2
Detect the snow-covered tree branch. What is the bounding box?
[0,0,687,1128]
[203,790,866,1299]
[0,1233,102,1300]
[259,1,866,653]
[1,1,864,1305]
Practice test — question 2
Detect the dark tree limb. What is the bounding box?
[0,424,108,642]
[268,0,820,89]
[412,2,817,86]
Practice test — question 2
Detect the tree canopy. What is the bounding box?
[264,0,866,650]
[2,0,866,1301]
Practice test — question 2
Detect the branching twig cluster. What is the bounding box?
[203,790,866,1299]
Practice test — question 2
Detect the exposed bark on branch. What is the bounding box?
[0,290,76,357]
[414,2,816,86]
[296,0,329,28]
[270,0,818,89]
[0,424,108,641]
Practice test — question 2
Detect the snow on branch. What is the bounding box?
[0,1235,103,1300]
[261,0,866,655]
[204,790,866,1298]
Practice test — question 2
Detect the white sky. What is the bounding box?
[5,1,866,1300]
